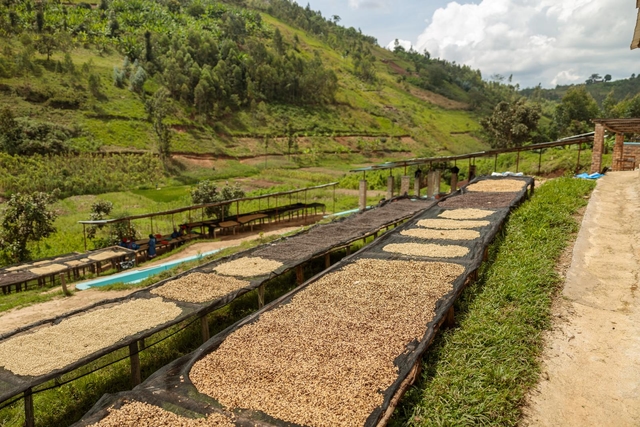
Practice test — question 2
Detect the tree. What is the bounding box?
[286,124,298,160]
[601,91,618,118]
[480,98,541,149]
[554,86,600,136]
[86,200,114,247]
[145,88,173,161]
[35,34,58,61]
[144,30,153,62]
[273,28,285,55]
[0,191,59,263]
[191,181,245,219]
[604,74,612,82]
[0,107,23,155]
[585,73,602,84]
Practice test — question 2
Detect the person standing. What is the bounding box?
[148,234,157,259]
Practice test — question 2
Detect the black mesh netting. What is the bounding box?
[73,176,533,427]
[0,197,435,406]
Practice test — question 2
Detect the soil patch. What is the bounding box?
[409,87,470,110]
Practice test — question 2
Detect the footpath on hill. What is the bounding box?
[523,171,640,426]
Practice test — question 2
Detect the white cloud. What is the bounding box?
[551,70,582,86]
[348,0,388,9]
[411,0,640,88]
[385,38,414,51]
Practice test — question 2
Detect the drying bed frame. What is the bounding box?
[73,177,534,427]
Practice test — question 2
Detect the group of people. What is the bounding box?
[119,226,187,259]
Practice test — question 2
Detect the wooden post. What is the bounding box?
[373,231,378,239]
[333,184,336,214]
[426,171,435,198]
[470,269,478,282]
[494,153,498,172]
[444,306,455,328]
[129,342,141,387]
[359,180,367,212]
[201,315,210,343]
[258,284,265,308]
[483,247,489,261]
[434,170,441,196]
[450,171,458,194]
[296,265,304,285]
[83,223,87,252]
[414,174,421,197]
[24,388,34,427]
[138,338,145,351]
[516,151,521,173]
[324,253,331,269]
[400,176,410,196]
[538,150,543,175]
[386,175,394,200]
[346,245,351,256]
[576,144,582,174]
[60,273,70,296]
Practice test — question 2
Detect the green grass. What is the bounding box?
[390,177,596,426]
[130,186,192,204]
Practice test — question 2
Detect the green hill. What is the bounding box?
[520,75,640,106]
[0,0,495,184]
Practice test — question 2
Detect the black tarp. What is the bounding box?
[73,176,534,427]
[0,197,435,406]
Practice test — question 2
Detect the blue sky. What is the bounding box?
[306,0,465,49]
[305,0,640,89]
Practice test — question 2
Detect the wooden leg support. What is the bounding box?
[324,253,331,269]
[483,247,489,262]
[445,306,455,329]
[201,315,210,343]
[346,245,351,256]
[258,284,265,309]
[24,388,34,427]
[129,342,141,387]
[296,265,304,285]
[470,269,478,283]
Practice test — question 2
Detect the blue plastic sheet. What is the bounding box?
[575,173,604,180]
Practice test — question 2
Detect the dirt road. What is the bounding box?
[523,171,640,426]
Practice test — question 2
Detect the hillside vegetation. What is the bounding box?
[0,0,492,160]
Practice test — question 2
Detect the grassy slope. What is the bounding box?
[390,177,596,426]
[0,14,486,157]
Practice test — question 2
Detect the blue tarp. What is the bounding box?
[575,173,604,180]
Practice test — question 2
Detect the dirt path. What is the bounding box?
[522,171,640,426]
[0,217,318,335]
